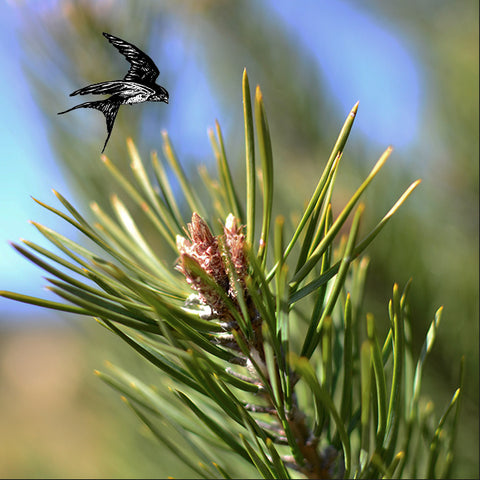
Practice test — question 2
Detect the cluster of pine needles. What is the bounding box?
[1,70,463,479]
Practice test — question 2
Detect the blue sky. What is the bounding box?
[0,0,422,318]
[0,3,72,317]
[269,0,421,148]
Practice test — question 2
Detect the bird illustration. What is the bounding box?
[58,32,169,152]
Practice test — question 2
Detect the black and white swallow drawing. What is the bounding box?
[58,32,169,152]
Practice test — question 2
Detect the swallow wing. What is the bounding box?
[70,80,155,97]
[100,100,121,153]
[103,32,160,85]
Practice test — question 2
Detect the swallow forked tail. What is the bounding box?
[58,98,120,153]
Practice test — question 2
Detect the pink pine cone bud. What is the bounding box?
[223,214,248,297]
[176,213,229,314]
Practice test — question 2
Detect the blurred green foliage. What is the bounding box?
[1,0,477,478]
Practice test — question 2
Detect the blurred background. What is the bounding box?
[0,0,477,477]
